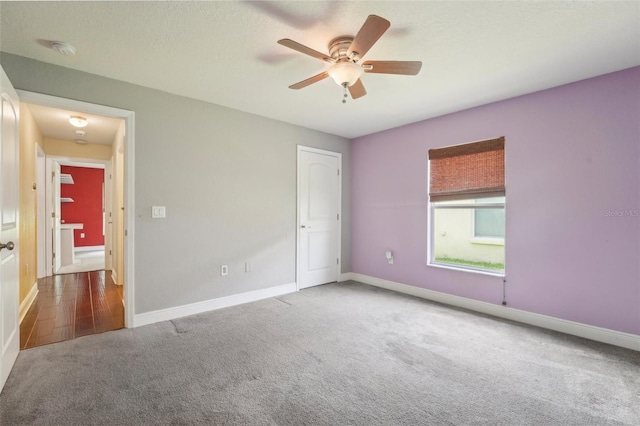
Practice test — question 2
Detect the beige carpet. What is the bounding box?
[56,249,105,274]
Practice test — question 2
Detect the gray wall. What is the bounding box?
[1,53,351,314]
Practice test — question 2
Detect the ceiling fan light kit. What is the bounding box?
[278,15,422,103]
[327,62,363,87]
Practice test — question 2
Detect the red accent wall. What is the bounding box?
[60,166,104,247]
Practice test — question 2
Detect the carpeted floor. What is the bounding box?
[1,281,638,425]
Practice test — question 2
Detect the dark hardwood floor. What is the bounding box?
[20,270,124,349]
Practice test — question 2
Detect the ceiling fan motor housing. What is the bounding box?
[329,36,356,61]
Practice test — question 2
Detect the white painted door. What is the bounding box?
[297,146,341,289]
[104,162,113,271]
[51,161,61,273]
[0,67,20,392]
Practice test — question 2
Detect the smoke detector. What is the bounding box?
[50,41,76,56]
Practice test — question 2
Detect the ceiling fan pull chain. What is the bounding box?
[342,83,348,104]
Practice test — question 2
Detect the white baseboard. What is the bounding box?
[19,282,39,324]
[111,270,118,285]
[338,273,353,282]
[348,273,640,352]
[74,245,105,252]
[133,282,297,328]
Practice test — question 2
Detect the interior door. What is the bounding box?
[297,146,341,289]
[104,161,113,271]
[0,66,20,392]
[51,161,61,273]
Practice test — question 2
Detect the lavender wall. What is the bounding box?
[351,67,640,335]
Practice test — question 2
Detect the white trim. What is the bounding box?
[338,272,354,282]
[124,113,135,329]
[74,245,105,252]
[36,143,46,279]
[296,145,342,291]
[111,269,118,286]
[19,282,39,324]
[17,90,136,329]
[428,262,505,278]
[133,283,297,328]
[350,273,640,351]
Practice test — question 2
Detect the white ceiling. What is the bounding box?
[1,1,639,139]
[26,103,123,145]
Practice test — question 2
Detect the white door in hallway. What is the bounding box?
[297,146,341,289]
[0,67,20,392]
[51,161,61,273]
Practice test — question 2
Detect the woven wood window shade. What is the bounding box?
[428,137,505,202]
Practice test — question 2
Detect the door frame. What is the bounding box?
[36,143,46,279]
[296,145,342,290]
[45,157,109,276]
[18,90,136,328]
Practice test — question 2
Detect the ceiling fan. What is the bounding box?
[278,15,422,103]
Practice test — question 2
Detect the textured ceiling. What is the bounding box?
[1,1,639,139]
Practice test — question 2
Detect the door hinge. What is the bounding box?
[125,230,128,237]
[337,213,339,220]
[109,250,112,255]
[52,252,56,259]
[336,258,339,264]
[51,171,55,180]
[337,169,340,176]
[51,212,55,218]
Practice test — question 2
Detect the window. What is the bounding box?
[428,137,505,274]
[473,197,505,240]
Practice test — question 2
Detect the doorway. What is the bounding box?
[296,146,342,289]
[18,90,135,328]
[45,158,110,276]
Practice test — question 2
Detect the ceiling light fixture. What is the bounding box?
[69,116,88,128]
[75,139,88,145]
[50,41,76,56]
[327,62,363,88]
[327,61,364,104]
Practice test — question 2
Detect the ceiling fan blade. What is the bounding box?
[347,15,391,60]
[348,79,367,99]
[278,39,335,63]
[289,72,329,90]
[362,61,422,75]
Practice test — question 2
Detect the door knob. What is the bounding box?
[0,241,15,252]
[301,225,311,229]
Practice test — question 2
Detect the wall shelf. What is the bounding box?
[60,197,74,203]
[60,173,75,184]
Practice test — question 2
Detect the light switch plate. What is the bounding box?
[152,206,166,218]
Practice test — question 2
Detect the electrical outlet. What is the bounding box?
[221,265,228,276]
[80,233,85,238]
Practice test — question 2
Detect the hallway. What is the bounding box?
[20,271,124,349]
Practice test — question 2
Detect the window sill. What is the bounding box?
[428,261,505,278]
[470,237,505,246]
